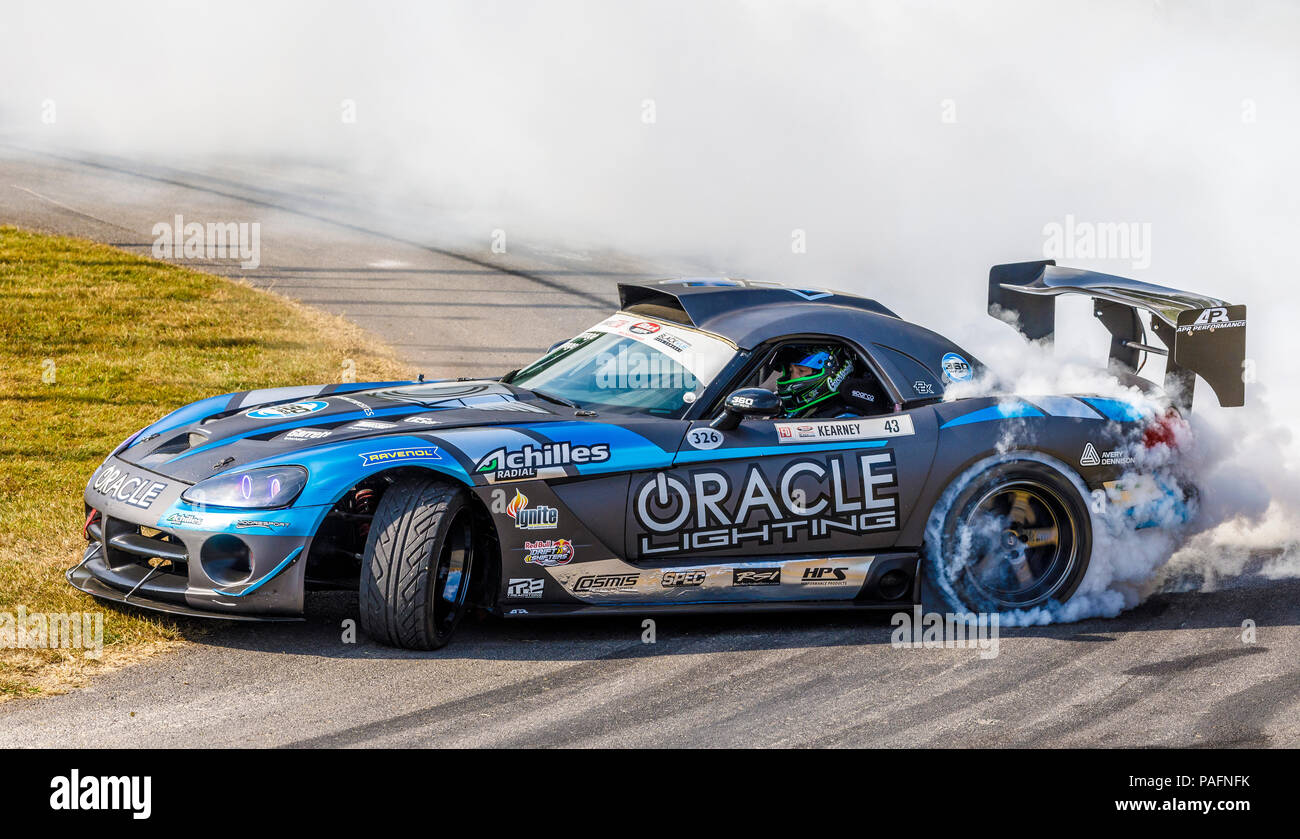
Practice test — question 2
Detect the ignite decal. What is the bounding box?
[505,489,559,529]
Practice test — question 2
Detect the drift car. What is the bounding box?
[72,260,1246,648]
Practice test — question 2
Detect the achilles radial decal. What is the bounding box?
[632,451,900,556]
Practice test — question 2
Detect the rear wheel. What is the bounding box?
[359,476,476,649]
[926,458,1091,612]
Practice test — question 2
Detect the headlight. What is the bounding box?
[182,466,307,509]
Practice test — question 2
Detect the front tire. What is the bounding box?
[925,457,1092,613]
[360,476,476,649]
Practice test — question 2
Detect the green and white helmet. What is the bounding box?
[776,347,854,417]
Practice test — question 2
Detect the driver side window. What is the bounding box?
[730,339,893,419]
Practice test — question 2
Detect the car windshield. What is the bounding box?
[510,315,736,417]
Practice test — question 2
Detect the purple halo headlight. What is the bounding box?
[182,466,307,509]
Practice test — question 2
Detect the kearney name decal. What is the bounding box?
[775,415,914,444]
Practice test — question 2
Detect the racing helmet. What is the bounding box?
[776,346,853,417]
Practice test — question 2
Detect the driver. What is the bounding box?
[775,346,854,418]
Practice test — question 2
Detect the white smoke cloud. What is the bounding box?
[3,0,1298,609]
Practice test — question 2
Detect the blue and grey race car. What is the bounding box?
[72,260,1247,648]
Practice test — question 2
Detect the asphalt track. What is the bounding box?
[1,145,1297,747]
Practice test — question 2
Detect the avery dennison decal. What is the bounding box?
[633,452,899,556]
[774,415,914,444]
[246,400,328,420]
[474,441,610,481]
[359,447,442,467]
[90,466,168,509]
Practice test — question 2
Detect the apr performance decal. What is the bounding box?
[632,451,899,556]
[475,441,610,481]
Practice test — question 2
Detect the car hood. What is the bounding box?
[117,380,565,483]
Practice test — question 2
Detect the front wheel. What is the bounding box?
[359,476,476,649]
[925,457,1092,613]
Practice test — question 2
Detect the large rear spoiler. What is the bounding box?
[988,260,1246,409]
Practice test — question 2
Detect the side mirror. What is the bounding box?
[710,388,782,431]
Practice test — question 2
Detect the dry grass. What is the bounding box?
[0,226,414,700]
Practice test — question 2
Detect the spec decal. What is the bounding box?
[246,400,328,419]
[774,415,914,444]
[661,570,706,587]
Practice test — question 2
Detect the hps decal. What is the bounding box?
[522,539,575,567]
[505,489,558,530]
[475,441,610,481]
[90,466,168,510]
[633,452,900,555]
[359,447,442,467]
[246,400,328,419]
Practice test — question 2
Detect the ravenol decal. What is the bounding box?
[359,447,442,467]
[246,400,329,419]
[505,489,559,530]
[940,352,973,383]
[475,441,610,481]
[522,539,575,567]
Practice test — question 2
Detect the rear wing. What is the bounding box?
[988,260,1246,409]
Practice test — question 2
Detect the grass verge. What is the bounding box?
[0,226,414,700]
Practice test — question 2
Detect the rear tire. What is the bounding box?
[359,476,476,649]
[925,457,1091,613]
